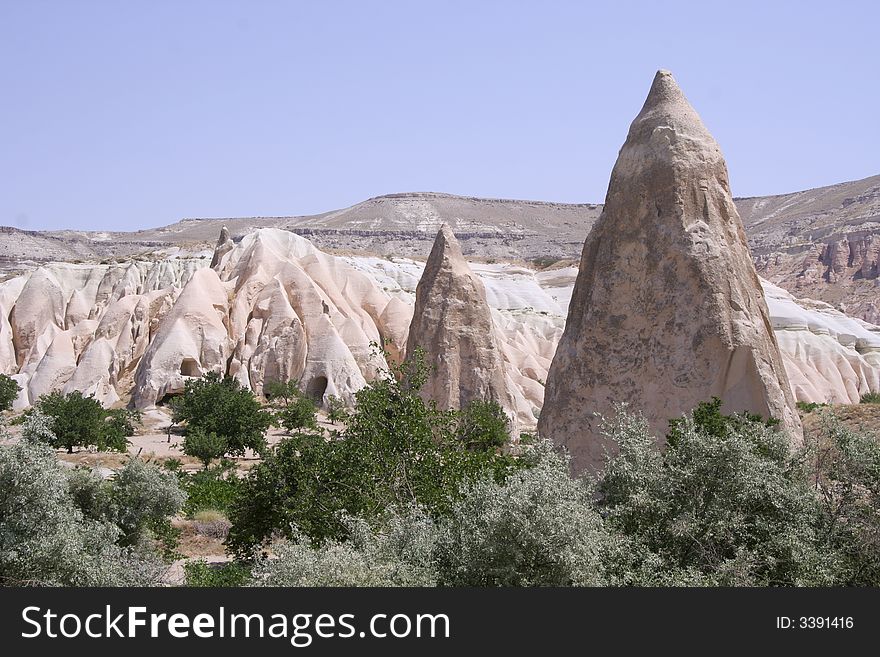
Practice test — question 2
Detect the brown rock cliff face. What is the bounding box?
[539,70,802,473]
[406,225,521,429]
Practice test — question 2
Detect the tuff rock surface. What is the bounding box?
[538,70,802,472]
[405,225,529,428]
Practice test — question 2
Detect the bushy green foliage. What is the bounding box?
[435,440,606,586]
[67,458,186,557]
[183,428,227,469]
[456,399,510,451]
[104,408,141,451]
[20,408,57,445]
[597,403,834,586]
[264,379,319,432]
[171,372,272,457]
[810,417,880,585]
[226,348,519,557]
[181,461,242,517]
[326,395,347,425]
[0,441,165,586]
[0,374,20,412]
[859,391,880,404]
[31,391,134,453]
[252,510,437,586]
[185,559,251,587]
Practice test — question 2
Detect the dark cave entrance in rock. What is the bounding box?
[306,375,328,405]
[180,358,200,377]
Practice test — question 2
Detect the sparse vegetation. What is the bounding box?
[860,391,880,404]
[797,400,828,413]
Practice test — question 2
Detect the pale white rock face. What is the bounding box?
[209,228,396,406]
[1,259,200,407]
[538,70,802,473]
[0,222,878,424]
[763,281,880,403]
[132,267,232,407]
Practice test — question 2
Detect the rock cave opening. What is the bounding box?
[306,375,328,405]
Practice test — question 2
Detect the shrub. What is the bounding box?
[251,510,437,587]
[263,380,300,405]
[796,400,828,413]
[456,399,510,451]
[182,462,242,517]
[810,417,880,585]
[20,408,57,445]
[0,441,165,586]
[192,510,232,540]
[596,403,833,586]
[859,392,880,404]
[68,458,186,557]
[326,395,347,425]
[185,560,251,587]
[171,372,272,457]
[435,440,606,586]
[274,389,319,433]
[0,374,20,412]
[103,408,140,451]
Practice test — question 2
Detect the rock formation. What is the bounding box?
[405,225,529,428]
[538,70,802,473]
[210,226,235,269]
[0,221,877,421]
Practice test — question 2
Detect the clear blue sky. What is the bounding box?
[2,0,877,231]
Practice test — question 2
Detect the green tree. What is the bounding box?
[67,458,186,556]
[456,399,510,451]
[226,347,520,557]
[0,374,20,412]
[170,372,272,457]
[277,397,319,432]
[810,416,880,585]
[32,391,133,453]
[263,380,300,405]
[326,395,347,425]
[596,403,833,586]
[269,381,319,433]
[103,408,140,452]
[183,428,228,469]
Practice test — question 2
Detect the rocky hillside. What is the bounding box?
[3,175,878,320]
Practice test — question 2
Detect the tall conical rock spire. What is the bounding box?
[406,225,521,432]
[538,70,802,472]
